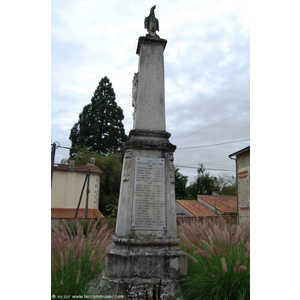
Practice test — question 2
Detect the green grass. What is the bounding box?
[51,218,249,299]
[51,220,112,296]
[177,218,250,300]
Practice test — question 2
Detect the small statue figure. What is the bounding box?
[144,5,160,38]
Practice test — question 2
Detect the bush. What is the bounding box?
[178,218,250,300]
[51,220,112,296]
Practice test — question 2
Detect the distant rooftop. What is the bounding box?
[197,195,237,214]
[176,200,218,217]
[53,164,103,175]
[229,145,250,158]
[51,208,105,219]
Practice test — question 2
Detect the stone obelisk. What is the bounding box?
[96,6,187,299]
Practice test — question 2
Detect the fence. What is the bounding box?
[52,215,238,230]
[177,214,238,226]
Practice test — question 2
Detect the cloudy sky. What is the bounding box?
[51,0,250,183]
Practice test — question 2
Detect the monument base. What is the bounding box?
[94,275,185,299]
[91,129,187,299]
[91,237,187,299]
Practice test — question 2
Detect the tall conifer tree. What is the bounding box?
[69,76,127,154]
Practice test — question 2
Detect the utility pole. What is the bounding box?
[85,169,91,218]
[51,142,58,187]
[75,169,91,219]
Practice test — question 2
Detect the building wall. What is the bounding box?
[237,150,250,223]
[51,170,100,209]
[176,202,193,217]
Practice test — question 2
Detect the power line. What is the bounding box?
[202,159,229,165]
[177,138,250,150]
[175,108,250,140]
[175,165,235,172]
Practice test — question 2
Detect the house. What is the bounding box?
[176,193,237,218]
[176,200,218,217]
[229,146,250,224]
[197,194,237,216]
[51,158,105,219]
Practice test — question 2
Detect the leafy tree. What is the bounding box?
[105,203,118,218]
[217,174,237,196]
[97,153,123,215]
[185,164,219,199]
[185,182,198,199]
[72,149,123,216]
[60,158,68,164]
[69,76,127,155]
[175,168,188,199]
[196,164,219,195]
[216,174,235,190]
[186,166,237,198]
[221,184,237,196]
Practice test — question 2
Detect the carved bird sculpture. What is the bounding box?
[144,5,159,38]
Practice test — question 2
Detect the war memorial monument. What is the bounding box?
[94,6,188,299]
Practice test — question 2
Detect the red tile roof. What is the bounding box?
[177,200,218,217]
[54,164,103,174]
[197,195,237,213]
[51,208,105,219]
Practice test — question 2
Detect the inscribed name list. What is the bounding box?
[132,157,166,230]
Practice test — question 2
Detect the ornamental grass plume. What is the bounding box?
[221,257,228,272]
[177,217,250,300]
[51,220,113,296]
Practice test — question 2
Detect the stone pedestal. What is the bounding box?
[94,36,187,299]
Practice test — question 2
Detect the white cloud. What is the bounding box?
[51,0,250,182]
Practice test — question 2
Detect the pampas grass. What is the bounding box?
[177,217,250,300]
[51,220,112,296]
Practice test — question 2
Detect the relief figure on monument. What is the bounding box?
[123,150,132,182]
[165,152,175,184]
[132,72,139,126]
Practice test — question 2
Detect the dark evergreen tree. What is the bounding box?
[69,76,127,155]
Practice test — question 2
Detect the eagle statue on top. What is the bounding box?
[144,5,160,38]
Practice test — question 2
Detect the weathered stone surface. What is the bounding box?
[114,131,178,239]
[95,130,187,298]
[94,20,187,298]
[92,275,185,300]
[103,242,187,279]
[136,37,167,55]
[133,157,166,230]
[134,37,167,131]
[125,130,176,152]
